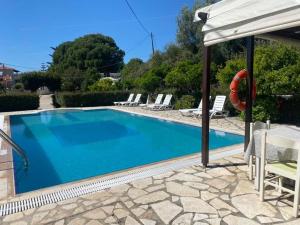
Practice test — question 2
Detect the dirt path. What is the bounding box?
[39,94,54,110]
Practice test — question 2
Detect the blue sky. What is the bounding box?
[0,0,195,72]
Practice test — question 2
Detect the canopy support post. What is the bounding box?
[202,46,211,167]
[245,36,254,151]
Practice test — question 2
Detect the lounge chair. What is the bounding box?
[139,95,150,107]
[142,94,163,109]
[148,94,173,111]
[193,95,227,119]
[179,96,211,116]
[128,94,142,106]
[114,93,134,106]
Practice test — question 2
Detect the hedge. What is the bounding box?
[54,91,131,107]
[0,93,39,112]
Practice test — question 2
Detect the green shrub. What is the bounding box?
[240,96,279,122]
[0,93,39,112]
[21,72,61,92]
[88,79,117,92]
[54,91,130,107]
[175,95,195,110]
[14,83,24,91]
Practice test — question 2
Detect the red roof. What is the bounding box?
[0,65,19,72]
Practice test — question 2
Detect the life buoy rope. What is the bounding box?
[229,69,256,112]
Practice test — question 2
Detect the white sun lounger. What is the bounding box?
[128,94,142,106]
[179,96,211,116]
[142,94,163,108]
[139,95,150,107]
[193,95,227,119]
[148,94,173,111]
[114,93,134,106]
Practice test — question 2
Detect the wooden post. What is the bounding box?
[202,46,211,167]
[245,36,254,151]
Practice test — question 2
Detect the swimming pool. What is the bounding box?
[11,109,243,193]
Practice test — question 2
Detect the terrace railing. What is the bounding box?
[0,129,28,170]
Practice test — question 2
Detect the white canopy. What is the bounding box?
[194,0,300,46]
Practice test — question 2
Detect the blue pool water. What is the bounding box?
[11,109,243,193]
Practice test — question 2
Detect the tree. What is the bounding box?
[49,34,125,76]
[176,2,204,54]
[120,58,145,89]
[165,61,201,95]
[88,79,117,92]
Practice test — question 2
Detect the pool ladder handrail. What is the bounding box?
[0,129,29,170]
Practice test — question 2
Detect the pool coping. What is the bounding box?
[0,106,244,216]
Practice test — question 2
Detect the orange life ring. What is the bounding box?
[229,69,256,111]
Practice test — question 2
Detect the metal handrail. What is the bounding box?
[0,129,28,170]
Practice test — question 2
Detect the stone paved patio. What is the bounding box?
[1,154,300,225]
[1,107,299,224]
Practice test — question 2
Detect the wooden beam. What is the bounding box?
[245,36,254,151]
[202,46,211,167]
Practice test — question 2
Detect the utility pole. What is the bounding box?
[41,63,47,72]
[150,32,155,55]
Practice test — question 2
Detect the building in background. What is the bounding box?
[0,64,20,89]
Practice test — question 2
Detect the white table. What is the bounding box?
[245,126,300,190]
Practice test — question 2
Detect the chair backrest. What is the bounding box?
[251,120,271,135]
[127,93,134,102]
[154,94,164,104]
[162,94,173,106]
[146,95,150,104]
[198,100,203,109]
[261,131,300,163]
[198,96,211,109]
[133,94,142,103]
[212,95,226,112]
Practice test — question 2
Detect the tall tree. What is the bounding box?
[176,1,204,54]
[49,34,125,74]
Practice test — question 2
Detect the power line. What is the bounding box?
[124,0,150,35]
[123,0,155,54]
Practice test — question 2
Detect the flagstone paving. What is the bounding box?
[1,154,300,225]
[1,107,298,224]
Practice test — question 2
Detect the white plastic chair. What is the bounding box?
[249,120,271,181]
[145,94,164,109]
[193,95,226,118]
[148,94,173,110]
[260,131,300,217]
[179,96,211,116]
[129,94,142,106]
[114,93,134,106]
